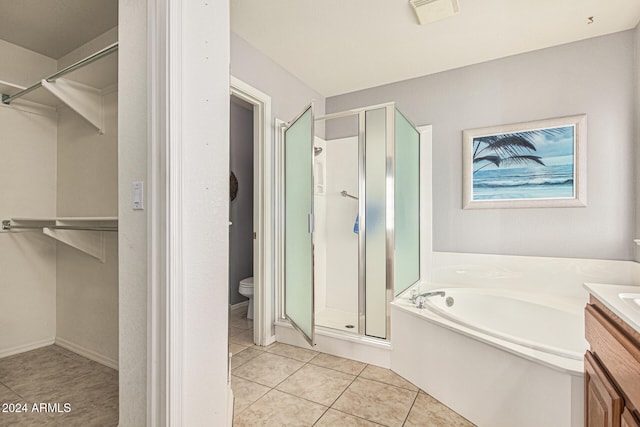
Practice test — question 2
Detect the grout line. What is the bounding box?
[402,390,420,426]
[357,367,420,393]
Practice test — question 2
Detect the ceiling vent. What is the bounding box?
[409,0,460,25]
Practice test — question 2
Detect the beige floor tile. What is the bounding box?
[232,353,304,387]
[315,409,383,426]
[405,392,476,427]
[229,342,248,355]
[231,348,263,370]
[309,353,366,375]
[266,343,317,362]
[0,345,118,427]
[230,330,255,347]
[276,364,354,406]
[250,342,277,352]
[230,307,248,320]
[0,382,21,403]
[332,377,417,427]
[0,411,59,427]
[359,364,419,391]
[230,317,253,330]
[229,326,249,337]
[233,389,327,427]
[231,375,271,413]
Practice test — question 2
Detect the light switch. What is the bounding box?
[133,181,144,210]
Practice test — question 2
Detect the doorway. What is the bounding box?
[229,77,274,348]
[229,95,255,338]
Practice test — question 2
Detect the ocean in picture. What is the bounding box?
[473,163,574,200]
[472,125,575,201]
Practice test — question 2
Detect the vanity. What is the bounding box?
[584,283,640,427]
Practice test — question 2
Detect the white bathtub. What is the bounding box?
[390,286,586,427]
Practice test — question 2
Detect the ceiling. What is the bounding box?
[231,0,640,97]
[0,0,118,59]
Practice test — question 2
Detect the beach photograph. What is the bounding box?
[471,125,576,201]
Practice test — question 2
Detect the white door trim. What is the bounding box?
[148,0,184,424]
[148,0,231,425]
[230,77,275,347]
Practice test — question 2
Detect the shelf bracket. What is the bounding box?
[41,78,104,134]
[42,227,107,262]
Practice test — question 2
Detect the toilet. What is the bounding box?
[238,277,254,320]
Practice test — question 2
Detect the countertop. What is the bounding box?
[583,282,640,334]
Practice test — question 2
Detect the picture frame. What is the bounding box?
[462,114,587,209]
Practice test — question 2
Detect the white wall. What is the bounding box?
[181,1,231,423]
[0,39,56,87]
[118,0,148,424]
[324,137,359,312]
[635,22,640,262]
[231,33,326,124]
[313,138,328,314]
[0,102,57,357]
[327,31,636,261]
[55,88,118,368]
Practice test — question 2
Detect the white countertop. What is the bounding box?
[584,283,640,334]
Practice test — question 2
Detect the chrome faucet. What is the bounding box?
[410,289,445,308]
[419,291,446,299]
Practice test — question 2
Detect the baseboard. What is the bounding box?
[55,337,119,370]
[230,301,249,311]
[227,384,234,426]
[0,338,55,359]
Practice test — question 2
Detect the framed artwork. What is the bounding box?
[462,114,587,209]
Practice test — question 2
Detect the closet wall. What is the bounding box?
[0,42,58,358]
[54,31,119,368]
[0,31,119,367]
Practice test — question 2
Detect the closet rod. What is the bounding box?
[2,42,118,105]
[2,221,117,232]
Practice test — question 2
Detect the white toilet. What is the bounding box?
[238,277,254,320]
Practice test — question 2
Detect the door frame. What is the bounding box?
[230,77,274,347]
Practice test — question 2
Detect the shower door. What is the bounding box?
[284,104,315,346]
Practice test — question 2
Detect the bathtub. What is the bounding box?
[390,286,586,427]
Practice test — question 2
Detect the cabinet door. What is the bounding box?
[585,351,623,427]
[622,408,640,427]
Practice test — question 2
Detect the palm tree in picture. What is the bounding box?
[472,129,563,174]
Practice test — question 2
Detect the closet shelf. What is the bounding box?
[3,217,118,262]
[1,43,118,134]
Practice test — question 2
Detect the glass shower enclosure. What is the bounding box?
[279,102,420,345]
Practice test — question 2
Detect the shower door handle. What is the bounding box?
[308,213,314,234]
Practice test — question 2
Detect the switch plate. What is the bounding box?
[132,181,144,210]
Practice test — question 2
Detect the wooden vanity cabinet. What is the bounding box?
[584,296,640,427]
[585,350,622,427]
[585,297,640,427]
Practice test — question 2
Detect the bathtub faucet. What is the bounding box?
[410,289,445,308]
[419,291,446,299]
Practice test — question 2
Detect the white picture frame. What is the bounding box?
[462,114,587,209]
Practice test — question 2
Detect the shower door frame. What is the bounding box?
[279,102,409,342]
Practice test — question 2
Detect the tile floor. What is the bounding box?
[230,307,475,427]
[0,345,118,426]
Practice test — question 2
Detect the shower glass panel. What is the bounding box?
[284,105,314,345]
[394,109,420,295]
[280,102,420,345]
[364,108,388,339]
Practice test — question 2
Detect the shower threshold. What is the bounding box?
[315,308,359,333]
